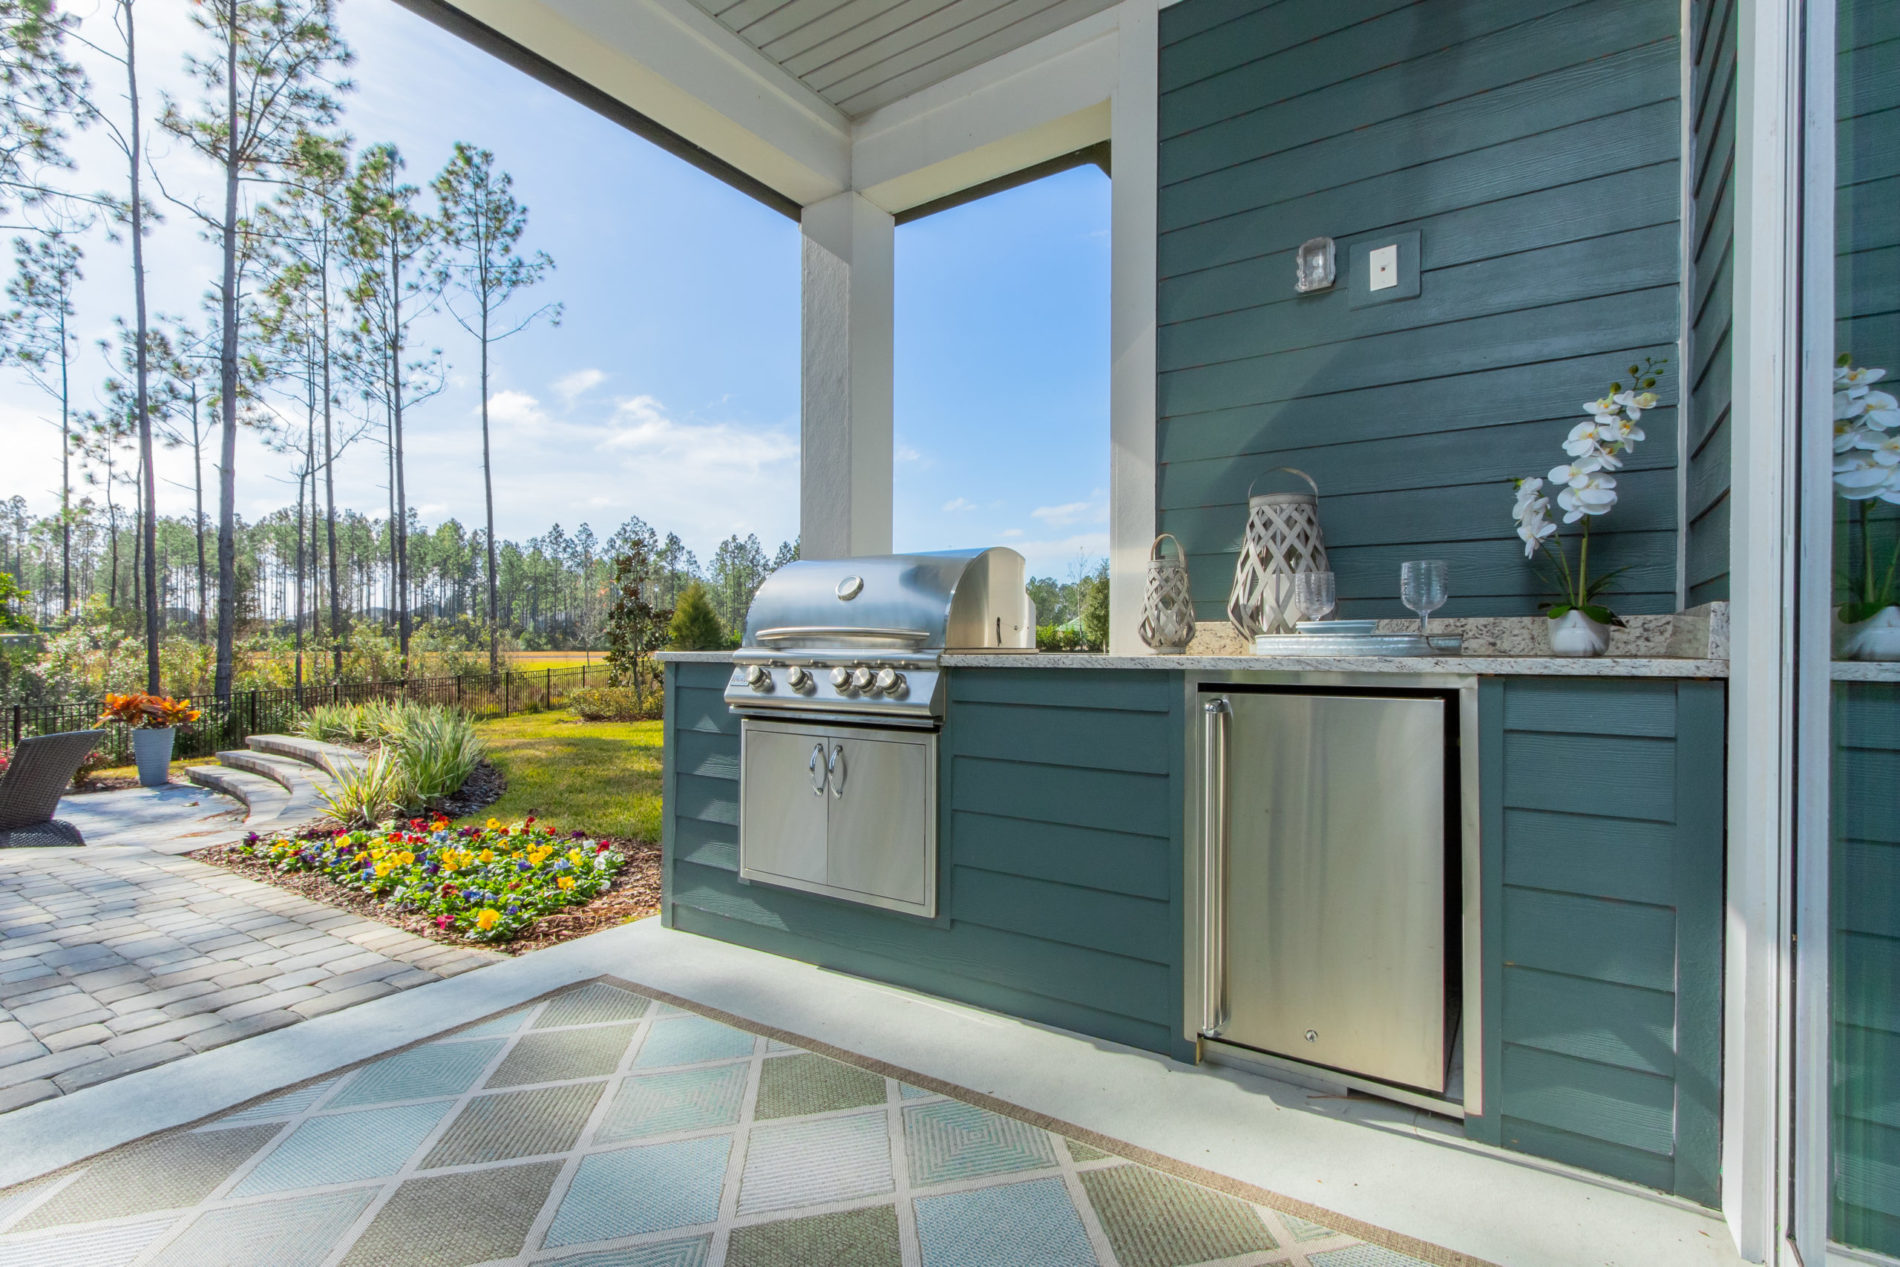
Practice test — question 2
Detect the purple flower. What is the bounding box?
[506,904,519,915]
[516,860,530,872]
[424,862,439,876]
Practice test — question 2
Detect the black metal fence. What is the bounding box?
[5,663,652,765]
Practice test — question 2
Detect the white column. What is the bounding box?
[1108,0,1160,654]
[1723,0,1800,1258]
[800,191,895,560]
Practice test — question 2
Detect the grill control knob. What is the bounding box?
[830,667,852,691]
[874,668,904,696]
[786,665,810,691]
[851,667,875,692]
[745,665,771,691]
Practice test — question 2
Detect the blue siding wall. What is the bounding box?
[1686,0,1734,604]
[1469,677,1724,1206]
[661,662,1191,1060]
[1834,682,1900,1254]
[1157,0,1683,621]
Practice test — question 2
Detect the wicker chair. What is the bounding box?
[0,729,106,848]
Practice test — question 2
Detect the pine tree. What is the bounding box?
[161,0,351,703]
[668,582,724,651]
[0,0,89,229]
[345,141,439,671]
[0,228,82,613]
[432,142,558,675]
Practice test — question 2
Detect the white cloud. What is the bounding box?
[941,497,974,512]
[999,528,1024,538]
[486,390,550,429]
[554,368,607,404]
[1030,498,1105,528]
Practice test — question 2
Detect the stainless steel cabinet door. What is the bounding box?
[825,731,932,909]
[1219,693,1447,1091]
[739,723,829,888]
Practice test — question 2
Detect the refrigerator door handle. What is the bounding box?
[1201,697,1231,1037]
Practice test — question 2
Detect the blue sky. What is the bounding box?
[0,0,1109,578]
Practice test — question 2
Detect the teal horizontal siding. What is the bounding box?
[661,663,1189,1062]
[1470,677,1725,1206]
[1836,688,1900,1254]
[1157,0,1683,620]
[1686,0,1734,602]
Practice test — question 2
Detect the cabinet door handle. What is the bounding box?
[1202,697,1231,1038]
[827,744,846,798]
[809,742,827,796]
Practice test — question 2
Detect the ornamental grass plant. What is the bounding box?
[237,815,623,943]
[301,701,487,826]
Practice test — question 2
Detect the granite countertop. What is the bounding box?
[939,652,1729,678]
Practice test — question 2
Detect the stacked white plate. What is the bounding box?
[1252,618,1458,658]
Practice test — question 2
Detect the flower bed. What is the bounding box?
[234,815,624,944]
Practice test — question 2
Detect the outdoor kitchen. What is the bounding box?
[624,0,1898,1254]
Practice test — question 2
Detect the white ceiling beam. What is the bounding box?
[440,0,852,206]
[850,8,1120,215]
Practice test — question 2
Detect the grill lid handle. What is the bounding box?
[755,626,932,647]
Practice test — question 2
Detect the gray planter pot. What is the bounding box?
[132,726,175,787]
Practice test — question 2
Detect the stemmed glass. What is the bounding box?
[1400,561,1449,636]
[1294,571,1336,624]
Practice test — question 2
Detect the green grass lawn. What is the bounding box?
[461,710,663,842]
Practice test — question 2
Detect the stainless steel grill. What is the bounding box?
[727,548,1035,920]
[724,547,1035,726]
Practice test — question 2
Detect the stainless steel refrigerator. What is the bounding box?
[1204,690,1452,1092]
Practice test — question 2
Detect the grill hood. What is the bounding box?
[740,548,1036,655]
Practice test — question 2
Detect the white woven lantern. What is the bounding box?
[1138,533,1195,654]
[1227,468,1330,638]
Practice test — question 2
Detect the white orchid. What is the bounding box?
[1563,421,1604,459]
[1557,472,1618,522]
[1511,358,1664,618]
[1598,413,1645,449]
[1547,457,1602,486]
[1612,389,1658,420]
[1836,450,1897,499]
[1512,481,1555,558]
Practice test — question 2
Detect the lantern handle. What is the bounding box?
[1150,533,1185,562]
[1245,467,1321,500]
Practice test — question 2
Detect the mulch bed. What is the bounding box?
[190,835,662,956]
[65,776,145,795]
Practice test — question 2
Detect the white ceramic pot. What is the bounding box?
[132,726,175,787]
[1547,610,1611,657]
[1837,606,1900,660]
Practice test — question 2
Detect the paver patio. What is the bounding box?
[0,845,499,1112]
[0,979,1455,1267]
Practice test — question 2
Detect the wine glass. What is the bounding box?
[1293,571,1336,624]
[1400,560,1449,636]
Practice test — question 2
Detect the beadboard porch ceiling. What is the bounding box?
[683,0,1119,117]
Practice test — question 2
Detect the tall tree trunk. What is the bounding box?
[319,229,342,678]
[125,0,159,691]
[385,404,396,631]
[480,303,498,674]
[293,458,306,693]
[191,390,206,642]
[389,239,410,669]
[211,0,240,705]
[58,310,71,615]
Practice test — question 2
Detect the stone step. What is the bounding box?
[214,750,336,827]
[244,734,366,781]
[185,764,292,831]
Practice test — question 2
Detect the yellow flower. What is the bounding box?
[486,818,500,829]
[567,849,586,867]
[475,908,500,931]
[557,875,575,891]
[375,861,393,877]
[398,851,414,865]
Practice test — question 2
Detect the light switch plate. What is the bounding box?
[1368,244,1399,291]
[1349,230,1421,308]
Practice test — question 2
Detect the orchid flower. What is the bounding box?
[1557,472,1618,522]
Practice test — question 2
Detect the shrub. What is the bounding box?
[393,707,484,802]
[572,687,659,721]
[236,815,623,943]
[69,747,110,789]
[318,747,418,829]
[668,582,726,650]
[1036,624,1087,652]
[299,703,362,744]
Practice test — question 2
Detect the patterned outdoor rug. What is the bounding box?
[0,977,1490,1267]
